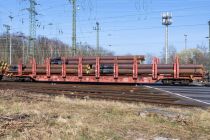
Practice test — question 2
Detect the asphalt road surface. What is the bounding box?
[149,86,210,106]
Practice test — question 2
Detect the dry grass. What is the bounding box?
[0,90,210,140]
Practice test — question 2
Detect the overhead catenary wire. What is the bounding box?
[0,1,209,51]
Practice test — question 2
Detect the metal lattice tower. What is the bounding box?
[3,24,11,62]
[27,0,38,59]
[68,0,77,56]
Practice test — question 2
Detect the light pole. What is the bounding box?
[93,22,100,56]
[9,14,13,65]
[184,34,188,64]
[208,21,210,55]
[184,34,187,50]
[206,35,210,81]
[162,12,172,64]
[48,23,53,58]
[206,37,210,54]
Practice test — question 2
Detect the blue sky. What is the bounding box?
[0,0,210,57]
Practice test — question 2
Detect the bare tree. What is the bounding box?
[177,44,210,71]
[0,34,114,64]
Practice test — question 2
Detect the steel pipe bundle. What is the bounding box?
[66,60,141,65]
[8,55,204,77]
[65,56,145,61]
[179,65,203,69]
[3,56,207,85]
[65,56,144,65]
[19,63,205,76]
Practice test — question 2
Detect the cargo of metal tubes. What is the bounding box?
[1,55,207,85]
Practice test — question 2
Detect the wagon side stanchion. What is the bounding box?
[18,59,23,76]
[32,58,37,78]
[46,58,51,78]
[174,57,180,79]
[152,57,158,80]
[114,57,118,80]
[62,57,66,79]
[95,57,100,79]
[133,56,138,81]
[176,57,180,79]
[78,57,83,79]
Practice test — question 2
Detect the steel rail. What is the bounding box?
[0,82,205,107]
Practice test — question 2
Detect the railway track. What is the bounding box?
[0,82,208,107]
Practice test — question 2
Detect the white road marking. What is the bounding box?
[145,86,210,106]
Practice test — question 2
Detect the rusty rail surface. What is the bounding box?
[0,82,205,107]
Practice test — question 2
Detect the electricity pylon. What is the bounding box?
[24,0,38,59]
[68,0,77,56]
[3,24,11,64]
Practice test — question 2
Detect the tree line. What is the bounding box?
[0,33,114,64]
[146,44,210,71]
[1,33,209,72]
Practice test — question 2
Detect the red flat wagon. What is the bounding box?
[4,56,206,85]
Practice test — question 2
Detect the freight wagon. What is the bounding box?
[1,56,207,85]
